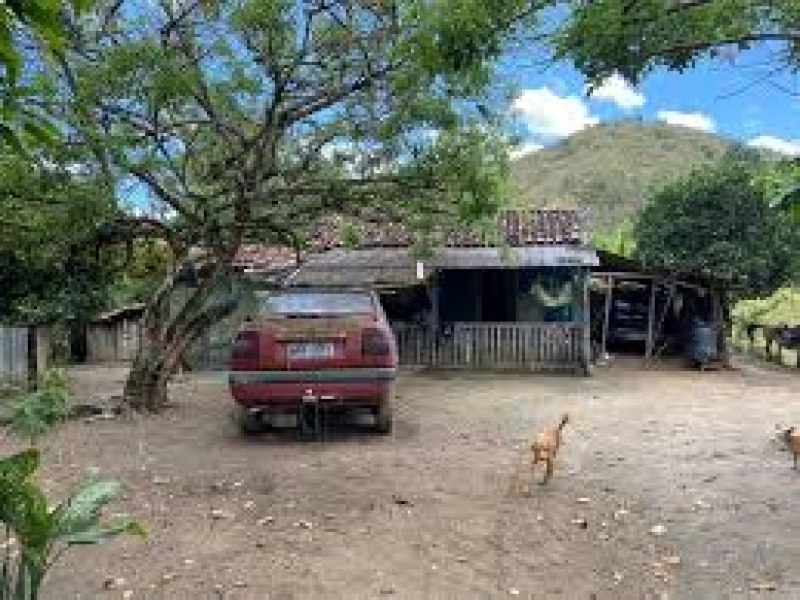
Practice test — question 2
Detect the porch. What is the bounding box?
[380,264,592,373]
[392,321,585,371]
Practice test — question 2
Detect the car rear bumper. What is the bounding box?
[229,367,396,409]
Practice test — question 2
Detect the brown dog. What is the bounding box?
[782,426,800,470]
[509,413,571,495]
[531,413,570,484]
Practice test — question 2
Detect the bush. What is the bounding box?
[6,369,70,444]
[0,448,145,600]
[635,152,800,300]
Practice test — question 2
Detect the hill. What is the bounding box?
[510,120,734,231]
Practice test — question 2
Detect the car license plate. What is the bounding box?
[288,342,335,359]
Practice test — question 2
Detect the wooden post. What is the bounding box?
[601,275,613,358]
[645,280,657,361]
[427,275,440,337]
[581,268,592,376]
[718,287,731,368]
[35,327,50,379]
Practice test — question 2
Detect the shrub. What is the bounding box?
[6,369,70,444]
[0,448,145,600]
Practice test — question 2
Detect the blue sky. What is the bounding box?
[502,42,800,158]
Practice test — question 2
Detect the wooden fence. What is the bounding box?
[187,321,587,372]
[0,327,28,387]
[393,322,586,371]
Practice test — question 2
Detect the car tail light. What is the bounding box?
[232,331,260,360]
[362,328,392,356]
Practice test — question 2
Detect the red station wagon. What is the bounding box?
[228,288,397,434]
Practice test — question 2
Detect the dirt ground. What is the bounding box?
[2,356,800,600]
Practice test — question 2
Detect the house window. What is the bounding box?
[519,268,576,322]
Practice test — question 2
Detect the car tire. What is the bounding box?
[237,407,266,436]
[374,387,394,435]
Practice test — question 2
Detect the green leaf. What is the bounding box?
[0,448,39,480]
[0,123,25,155]
[60,517,146,545]
[52,479,121,538]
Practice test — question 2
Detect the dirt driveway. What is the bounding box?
[2,358,800,600]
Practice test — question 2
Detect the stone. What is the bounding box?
[122,591,133,600]
[650,524,667,536]
[243,500,255,510]
[571,518,588,529]
[257,516,274,526]
[576,497,591,504]
[102,577,126,590]
[509,588,520,596]
[210,509,234,520]
[662,556,681,566]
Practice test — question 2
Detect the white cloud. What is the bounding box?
[510,142,544,160]
[512,87,599,139]
[656,110,716,132]
[747,135,800,156]
[589,74,645,110]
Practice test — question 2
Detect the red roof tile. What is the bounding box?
[308,208,588,250]
[233,208,589,270]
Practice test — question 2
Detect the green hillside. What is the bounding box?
[510,120,734,230]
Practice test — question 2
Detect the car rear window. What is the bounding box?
[260,292,374,316]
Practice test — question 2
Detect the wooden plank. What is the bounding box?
[645,281,657,360]
[581,269,592,373]
[601,275,613,358]
[0,327,29,386]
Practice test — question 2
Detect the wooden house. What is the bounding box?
[282,209,599,373]
[86,303,146,363]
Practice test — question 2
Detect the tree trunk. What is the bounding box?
[122,257,237,412]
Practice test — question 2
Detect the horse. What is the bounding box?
[746,323,800,361]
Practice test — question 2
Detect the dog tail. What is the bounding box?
[558,413,569,431]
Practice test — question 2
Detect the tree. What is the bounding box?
[0,151,115,324]
[0,1,93,150]
[553,0,800,86]
[552,1,800,227]
[635,152,799,300]
[43,0,536,410]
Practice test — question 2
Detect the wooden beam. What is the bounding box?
[601,275,613,358]
[581,268,592,375]
[426,275,440,337]
[594,272,709,294]
[651,283,677,360]
[645,281,657,360]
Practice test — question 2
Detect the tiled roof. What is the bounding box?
[233,208,589,271]
[232,245,298,271]
[309,208,588,249]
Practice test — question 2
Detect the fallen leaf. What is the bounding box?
[751,582,777,592]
